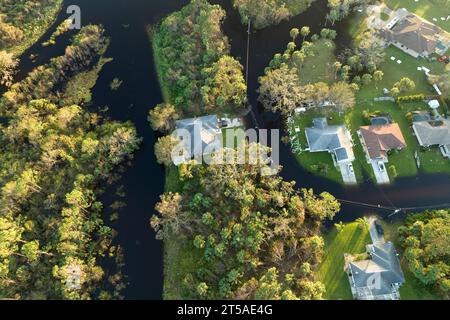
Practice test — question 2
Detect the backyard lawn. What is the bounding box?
[349,45,450,179]
[318,219,443,300]
[288,38,450,185]
[291,109,365,184]
[318,222,372,300]
[297,38,336,85]
[385,0,450,32]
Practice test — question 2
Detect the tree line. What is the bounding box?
[232,0,315,29]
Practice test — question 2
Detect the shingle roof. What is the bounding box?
[175,115,221,159]
[305,118,355,162]
[388,14,440,54]
[359,124,406,159]
[349,242,405,296]
[413,119,450,147]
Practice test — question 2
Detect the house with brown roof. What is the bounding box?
[358,123,406,162]
[380,10,450,57]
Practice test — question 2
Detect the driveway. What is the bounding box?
[339,163,357,185]
[367,216,385,245]
[370,160,390,184]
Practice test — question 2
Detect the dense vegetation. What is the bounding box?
[151,0,342,300]
[151,153,340,299]
[0,25,141,299]
[152,0,246,116]
[398,210,450,298]
[258,30,357,115]
[326,0,373,25]
[232,0,315,29]
[429,63,450,98]
[0,0,63,54]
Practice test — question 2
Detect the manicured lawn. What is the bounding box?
[357,46,445,101]
[318,222,372,300]
[385,0,450,32]
[290,44,450,184]
[297,38,336,85]
[349,45,450,180]
[290,109,365,184]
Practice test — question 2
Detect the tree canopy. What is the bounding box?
[0,25,140,299]
[398,210,450,298]
[151,148,340,299]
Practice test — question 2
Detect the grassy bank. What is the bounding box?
[318,222,371,300]
[149,28,173,105]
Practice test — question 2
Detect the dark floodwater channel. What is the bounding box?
[11,0,450,299]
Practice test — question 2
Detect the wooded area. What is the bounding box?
[0,25,141,299]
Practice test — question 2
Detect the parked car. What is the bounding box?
[377,161,386,172]
[348,163,354,174]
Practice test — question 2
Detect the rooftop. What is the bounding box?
[305,118,355,163]
[359,123,406,159]
[348,242,405,298]
[413,118,450,147]
[175,115,222,164]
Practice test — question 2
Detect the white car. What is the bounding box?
[377,161,386,172]
[348,164,354,174]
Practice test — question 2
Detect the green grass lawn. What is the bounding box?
[385,0,450,32]
[290,109,366,184]
[163,234,203,299]
[319,219,442,300]
[289,44,450,184]
[349,45,450,180]
[318,222,372,300]
[297,38,336,85]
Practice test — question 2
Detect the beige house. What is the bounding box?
[380,10,450,57]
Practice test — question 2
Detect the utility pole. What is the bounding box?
[245,19,251,87]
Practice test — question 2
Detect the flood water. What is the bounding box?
[11,0,450,299]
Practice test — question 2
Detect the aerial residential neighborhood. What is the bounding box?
[359,123,406,183]
[305,118,357,184]
[0,0,449,308]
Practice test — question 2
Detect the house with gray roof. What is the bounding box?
[413,118,450,159]
[173,115,222,165]
[305,118,355,165]
[305,118,356,184]
[345,241,405,300]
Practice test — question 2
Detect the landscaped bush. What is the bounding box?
[396,94,426,103]
[405,112,414,124]
[389,165,398,178]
